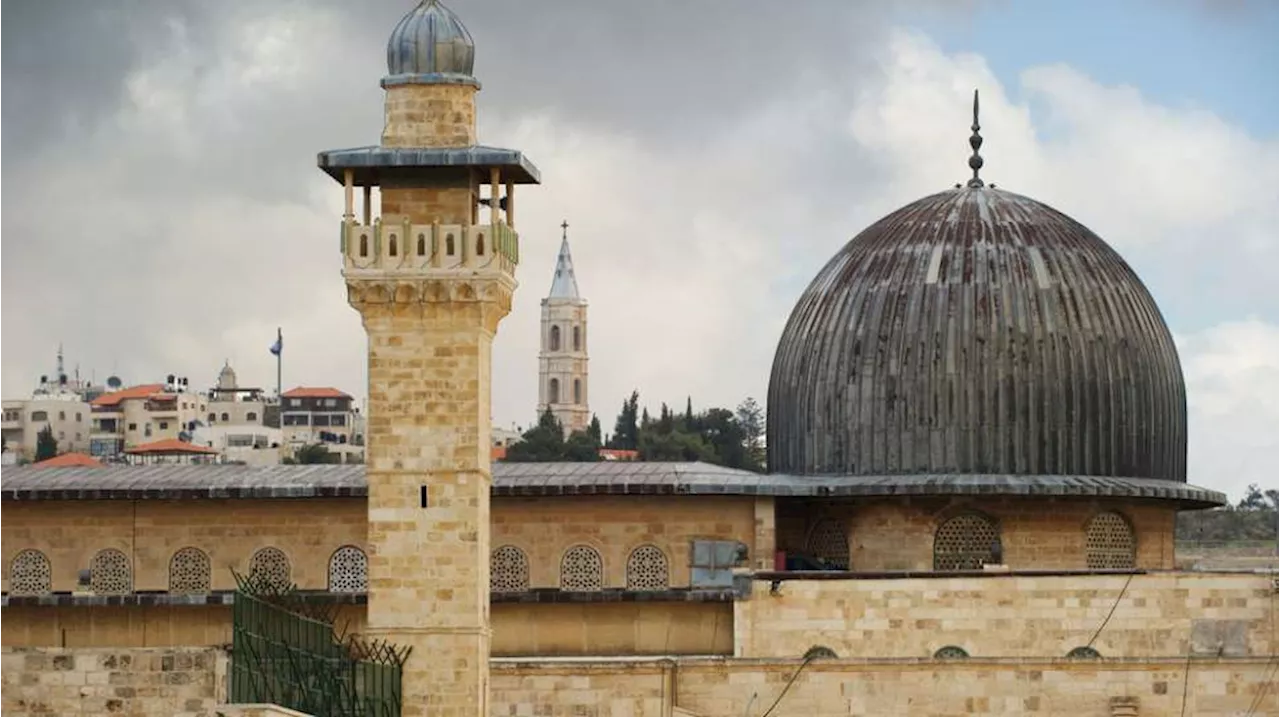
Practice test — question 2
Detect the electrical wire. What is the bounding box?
[1177,648,1194,717]
[758,655,816,717]
[1086,573,1134,648]
[1243,656,1278,717]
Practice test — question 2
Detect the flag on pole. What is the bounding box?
[270,329,283,356]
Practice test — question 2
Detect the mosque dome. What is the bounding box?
[385,0,476,80]
[766,99,1186,483]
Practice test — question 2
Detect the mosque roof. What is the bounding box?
[316,145,541,186]
[0,464,1224,507]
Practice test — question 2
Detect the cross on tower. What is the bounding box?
[561,220,569,239]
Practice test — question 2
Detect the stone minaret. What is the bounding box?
[317,1,539,715]
[537,221,590,435]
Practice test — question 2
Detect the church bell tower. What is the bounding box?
[537,221,590,435]
[317,1,540,715]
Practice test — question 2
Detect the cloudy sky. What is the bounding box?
[3,0,1276,499]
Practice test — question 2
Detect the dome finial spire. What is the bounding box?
[967,89,985,189]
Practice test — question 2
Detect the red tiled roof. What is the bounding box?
[599,449,639,461]
[491,445,507,461]
[33,452,102,468]
[282,387,352,400]
[125,439,219,455]
[91,384,166,407]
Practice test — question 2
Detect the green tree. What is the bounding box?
[35,425,58,462]
[608,391,640,450]
[564,429,602,462]
[638,427,715,462]
[504,407,567,462]
[293,443,334,464]
[735,397,765,471]
[587,415,603,444]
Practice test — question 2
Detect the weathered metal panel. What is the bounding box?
[767,186,1187,483]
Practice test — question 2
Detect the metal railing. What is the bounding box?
[230,573,410,717]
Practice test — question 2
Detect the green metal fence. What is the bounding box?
[230,573,410,717]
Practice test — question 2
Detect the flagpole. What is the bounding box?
[276,327,282,400]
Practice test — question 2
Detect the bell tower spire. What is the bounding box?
[539,220,589,434]
[317,2,541,715]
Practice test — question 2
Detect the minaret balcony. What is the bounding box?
[340,219,519,277]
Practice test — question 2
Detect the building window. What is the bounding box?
[324,399,336,407]
[145,424,152,437]
[933,513,1000,570]
[246,412,257,422]
[491,545,530,593]
[389,234,398,257]
[327,546,367,593]
[58,431,65,440]
[1066,646,1102,659]
[248,547,292,592]
[476,233,485,256]
[208,413,217,423]
[76,413,82,422]
[90,548,133,594]
[417,234,426,256]
[359,235,369,257]
[59,411,66,421]
[548,378,560,405]
[806,518,850,570]
[573,379,582,405]
[158,421,168,430]
[169,547,211,594]
[8,549,52,596]
[560,545,603,591]
[625,545,669,590]
[128,423,137,431]
[1085,512,1136,569]
[549,325,561,351]
[331,415,346,426]
[291,399,302,407]
[31,411,48,422]
[220,413,230,422]
[446,233,455,255]
[933,646,969,659]
[572,326,581,351]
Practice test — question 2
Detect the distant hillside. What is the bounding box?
[1176,484,1277,543]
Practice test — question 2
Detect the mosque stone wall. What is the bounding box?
[381,83,477,148]
[733,573,1279,660]
[0,646,227,717]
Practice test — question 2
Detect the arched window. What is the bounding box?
[417,234,426,256]
[169,547,211,594]
[9,549,52,595]
[806,518,850,569]
[573,379,582,405]
[246,412,257,422]
[328,546,367,593]
[491,545,530,593]
[549,325,561,351]
[933,513,1000,570]
[560,545,603,591]
[446,233,456,255]
[549,378,560,404]
[1085,512,1136,569]
[476,233,485,256]
[1066,646,1102,659]
[389,234,398,257]
[933,646,969,659]
[248,547,291,592]
[90,548,132,594]
[625,545,668,590]
[220,413,230,422]
[572,326,581,351]
[359,235,369,258]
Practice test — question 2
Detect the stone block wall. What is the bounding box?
[733,573,1279,659]
[777,496,1176,570]
[490,657,1279,717]
[381,83,477,148]
[1,646,226,716]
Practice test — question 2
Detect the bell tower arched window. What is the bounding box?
[550,325,561,351]
[572,326,581,352]
[549,378,560,404]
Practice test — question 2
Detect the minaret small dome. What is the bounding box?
[385,0,476,82]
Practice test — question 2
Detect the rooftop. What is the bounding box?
[31,452,102,468]
[0,463,1224,506]
[281,387,352,400]
[90,384,166,407]
[124,439,219,456]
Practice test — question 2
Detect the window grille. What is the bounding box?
[491,545,530,593]
[9,549,51,595]
[560,545,603,591]
[249,547,292,591]
[1085,512,1136,569]
[806,518,850,569]
[625,545,669,590]
[1066,646,1102,659]
[933,645,969,659]
[169,547,211,594]
[90,548,132,594]
[328,546,367,593]
[933,514,1000,570]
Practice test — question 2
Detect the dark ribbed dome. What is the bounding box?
[385,0,476,80]
[766,185,1186,482]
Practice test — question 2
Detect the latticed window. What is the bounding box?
[1085,512,1136,569]
[560,545,603,591]
[328,546,367,593]
[1066,646,1102,659]
[626,545,669,590]
[806,518,850,569]
[9,549,52,595]
[933,645,969,659]
[169,547,211,594]
[249,547,292,591]
[491,545,530,593]
[933,513,1000,570]
[90,548,132,594]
